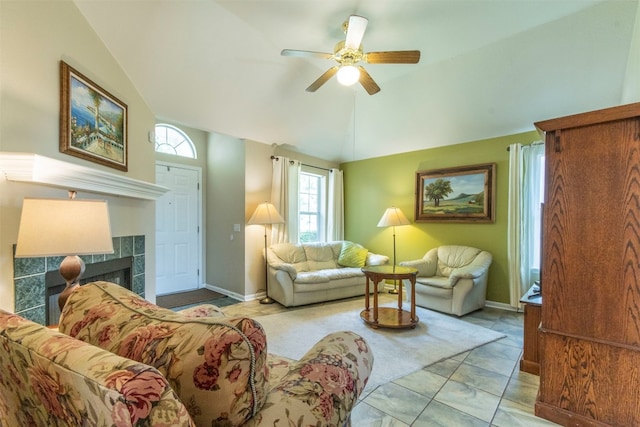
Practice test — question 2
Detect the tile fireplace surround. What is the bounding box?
[13,235,146,325]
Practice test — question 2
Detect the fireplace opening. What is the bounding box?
[45,256,133,326]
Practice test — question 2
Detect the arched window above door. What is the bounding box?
[154,124,197,159]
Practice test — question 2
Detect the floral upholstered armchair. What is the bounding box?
[0,309,194,426]
[55,281,373,426]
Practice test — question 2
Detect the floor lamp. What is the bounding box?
[377,206,410,294]
[248,202,285,304]
[14,192,114,311]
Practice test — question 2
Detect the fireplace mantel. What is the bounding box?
[0,153,169,200]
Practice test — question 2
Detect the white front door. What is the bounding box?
[155,163,201,295]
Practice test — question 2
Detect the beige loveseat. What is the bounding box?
[0,281,373,426]
[266,241,389,307]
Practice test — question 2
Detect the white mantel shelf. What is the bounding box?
[0,153,169,200]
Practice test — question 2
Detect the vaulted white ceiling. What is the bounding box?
[74,0,638,163]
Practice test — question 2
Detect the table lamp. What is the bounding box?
[248,201,285,304]
[377,206,410,294]
[15,192,114,310]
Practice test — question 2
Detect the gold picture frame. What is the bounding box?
[415,163,496,223]
[60,61,128,171]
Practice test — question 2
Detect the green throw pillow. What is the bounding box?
[338,242,369,268]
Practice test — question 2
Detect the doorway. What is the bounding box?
[155,162,202,295]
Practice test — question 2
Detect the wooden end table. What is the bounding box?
[519,284,542,375]
[361,265,419,329]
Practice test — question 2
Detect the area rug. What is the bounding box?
[254,298,506,390]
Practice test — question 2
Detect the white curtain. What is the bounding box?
[507,142,545,308]
[327,168,344,241]
[270,156,300,244]
[507,144,523,308]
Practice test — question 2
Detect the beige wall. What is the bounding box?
[0,1,158,310]
[205,132,247,297]
[244,140,276,298]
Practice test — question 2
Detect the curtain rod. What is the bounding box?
[270,155,333,172]
[506,141,544,151]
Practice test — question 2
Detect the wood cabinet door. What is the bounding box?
[542,118,640,345]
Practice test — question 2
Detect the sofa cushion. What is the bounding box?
[303,243,338,270]
[295,267,364,284]
[417,276,454,289]
[338,241,369,268]
[59,282,269,427]
[321,267,364,280]
[295,271,332,284]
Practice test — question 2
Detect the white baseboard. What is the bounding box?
[204,283,520,313]
[485,300,521,312]
[203,283,250,302]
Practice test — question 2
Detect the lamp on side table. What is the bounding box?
[377,206,410,294]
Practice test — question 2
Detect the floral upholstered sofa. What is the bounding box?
[267,241,389,307]
[0,281,373,426]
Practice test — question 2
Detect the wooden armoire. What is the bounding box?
[534,102,640,426]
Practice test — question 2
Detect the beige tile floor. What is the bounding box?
[218,292,560,427]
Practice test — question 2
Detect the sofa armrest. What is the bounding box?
[449,252,492,286]
[59,281,270,427]
[449,265,485,285]
[244,331,372,427]
[0,309,194,426]
[400,258,435,277]
[365,252,390,266]
[268,261,298,281]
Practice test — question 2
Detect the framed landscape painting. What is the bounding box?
[60,61,128,171]
[415,163,496,223]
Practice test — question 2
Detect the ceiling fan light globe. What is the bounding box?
[337,65,360,86]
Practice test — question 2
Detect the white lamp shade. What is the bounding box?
[377,206,410,227]
[248,202,285,225]
[15,198,114,257]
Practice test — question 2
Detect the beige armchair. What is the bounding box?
[400,245,492,316]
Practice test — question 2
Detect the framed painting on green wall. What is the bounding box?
[415,163,496,223]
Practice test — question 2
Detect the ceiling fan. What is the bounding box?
[281,15,420,95]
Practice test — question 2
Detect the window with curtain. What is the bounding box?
[271,156,343,245]
[298,168,327,243]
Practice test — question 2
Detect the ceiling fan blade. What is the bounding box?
[358,67,380,95]
[344,15,368,50]
[366,50,421,64]
[281,49,333,60]
[306,66,339,92]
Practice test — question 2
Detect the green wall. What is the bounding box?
[341,130,540,304]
